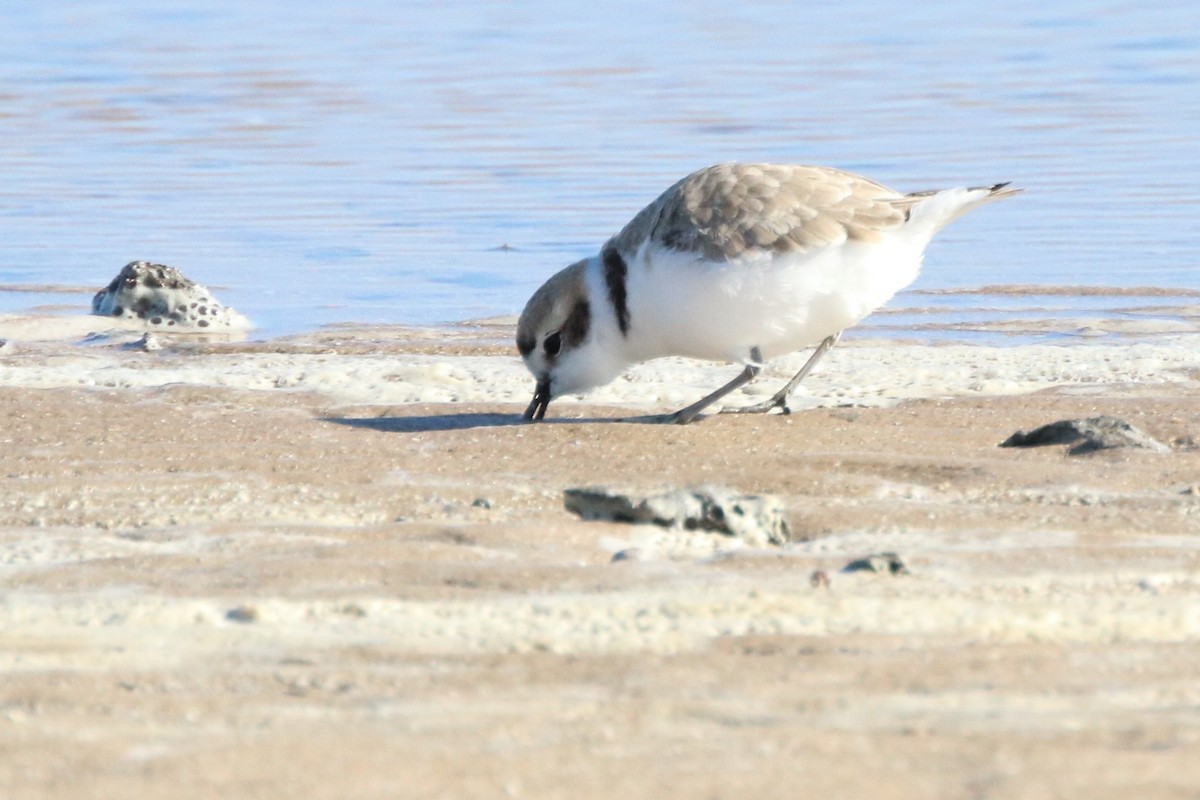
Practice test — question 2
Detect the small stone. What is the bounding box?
[1000,416,1169,455]
[1136,578,1161,595]
[809,569,831,589]
[225,605,259,623]
[610,548,644,563]
[137,332,161,351]
[0,338,12,353]
[471,497,493,509]
[842,552,908,575]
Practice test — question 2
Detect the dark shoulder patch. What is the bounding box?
[602,247,630,336]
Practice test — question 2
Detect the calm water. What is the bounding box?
[1,1,1197,339]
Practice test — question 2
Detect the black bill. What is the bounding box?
[522,377,551,421]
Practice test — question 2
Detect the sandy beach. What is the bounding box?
[2,313,1200,799]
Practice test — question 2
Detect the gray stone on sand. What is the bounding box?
[610,547,645,563]
[1000,416,1169,455]
[842,552,909,575]
[225,605,259,623]
[563,486,792,546]
[92,261,249,331]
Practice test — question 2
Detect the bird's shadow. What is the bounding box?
[322,411,667,433]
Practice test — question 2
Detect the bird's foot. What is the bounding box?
[615,409,705,425]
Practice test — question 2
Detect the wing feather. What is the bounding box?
[608,164,909,261]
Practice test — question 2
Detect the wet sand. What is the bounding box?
[2,317,1200,798]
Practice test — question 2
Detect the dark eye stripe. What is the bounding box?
[544,331,562,356]
[517,333,535,356]
[563,299,590,347]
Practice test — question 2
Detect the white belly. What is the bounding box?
[624,238,923,363]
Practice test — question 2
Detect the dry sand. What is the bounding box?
[2,313,1200,799]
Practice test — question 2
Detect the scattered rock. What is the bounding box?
[0,338,12,354]
[423,529,476,547]
[471,497,493,509]
[999,416,1170,455]
[810,569,831,589]
[92,261,250,331]
[564,486,792,546]
[610,548,645,563]
[842,552,908,575]
[225,605,259,623]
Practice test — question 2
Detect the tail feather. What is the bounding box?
[896,181,1022,236]
[971,181,1023,199]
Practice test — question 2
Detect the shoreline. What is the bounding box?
[3,277,1199,348]
[2,311,1199,412]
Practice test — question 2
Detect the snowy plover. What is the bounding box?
[518,163,1019,423]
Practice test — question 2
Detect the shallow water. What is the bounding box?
[1,1,1197,340]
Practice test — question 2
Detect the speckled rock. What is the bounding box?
[92,261,250,331]
[564,486,793,546]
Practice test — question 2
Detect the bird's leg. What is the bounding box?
[661,347,765,425]
[721,332,841,416]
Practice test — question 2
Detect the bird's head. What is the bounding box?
[516,259,625,420]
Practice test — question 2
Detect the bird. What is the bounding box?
[517,163,1020,424]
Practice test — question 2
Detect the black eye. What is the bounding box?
[543,331,562,357]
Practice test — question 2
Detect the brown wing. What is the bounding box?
[608,163,909,261]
